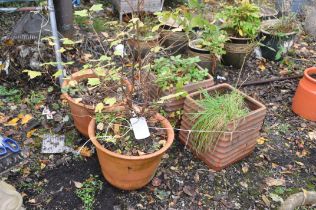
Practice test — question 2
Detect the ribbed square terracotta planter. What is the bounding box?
[145,66,214,112]
[179,83,266,171]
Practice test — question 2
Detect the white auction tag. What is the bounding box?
[130,117,150,140]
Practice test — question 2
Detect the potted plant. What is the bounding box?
[259,15,300,61]
[216,2,261,68]
[127,16,160,59]
[62,64,132,137]
[156,10,189,56]
[88,105,174,190]
[179,83,266,171]
[188,23,228,74]
[146,55,214,112]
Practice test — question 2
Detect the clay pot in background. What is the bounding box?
[160,30,188,56]
[127,36,160,60]
[222,37,255,69]
[88,111,174,190]
[179,83,267,171]
[292,67,316,121]
[62,69,132,137]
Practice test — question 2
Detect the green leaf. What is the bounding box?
[103,97,116,106]
[87,78,101,86]
[74,9,88,17]
[269,193,284,203]
[61,38,75,45]
[95,103,104,113]
[90,4,103,12]
[99,55,111,62]
[23,70,42,79]
[53,69,63,78]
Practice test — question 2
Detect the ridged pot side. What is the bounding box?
[62,69,132,137]
[292,67,316,121]
[145,67,214,112]
[88,112,175,190]
[179,83,267,171]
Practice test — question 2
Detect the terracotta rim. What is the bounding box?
[186,83,266,122]
[304,67,316,84]
[88,112,174,160]
[61,69,132,110]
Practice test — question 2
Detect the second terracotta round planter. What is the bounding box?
[62,70,132,137]
[88,112,174,190]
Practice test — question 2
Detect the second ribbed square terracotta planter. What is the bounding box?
[146,66,214,112]
[179,83,267,171]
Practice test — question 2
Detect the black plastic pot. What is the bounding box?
[260,19,298,61]
[221,37,254,69]
[188,39,217,74]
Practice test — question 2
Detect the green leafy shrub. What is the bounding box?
[216,2,261,39]
[151,55,208,92]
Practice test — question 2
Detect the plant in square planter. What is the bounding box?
[146,55,214,113]
[88,105,174,190]
[217,2,261,68]
[179,83,266,171]
[188,23,228,74]
[259,15,300,61]
[127,16,160,60]
[62,66,132,137]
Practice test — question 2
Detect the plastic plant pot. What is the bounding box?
[221,37,255,69]
[292,67,316,121]
[259,19,298,61]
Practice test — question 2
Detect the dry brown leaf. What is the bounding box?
[308,131,316,140]
[262,195,270,206]
[79,147,92,157]
[73,181,83,188]
[265,177,285,187]
[0,113,9,124]
[113,124,120,135]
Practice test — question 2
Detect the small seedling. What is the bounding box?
[75,175,103,210]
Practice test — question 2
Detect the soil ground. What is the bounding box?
[0,2,316,210]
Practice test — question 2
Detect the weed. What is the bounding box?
[25,91,46,107]
[0,85,22,103]
[277,123,291,134]
[76,175,103,210]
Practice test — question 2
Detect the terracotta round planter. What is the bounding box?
[62,69,132,137]
[127,35,160,59]
[88,111,175,190]
[292,67,316,121]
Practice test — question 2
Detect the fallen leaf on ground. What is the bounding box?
[5,117,20,126]
[183,185,195,197]
[308,131,316,140]
[26,129,37,138]
[257,137,268,145]
[79,147,92,157]
[21,114,33,125]
[265,177,285,187]
[262,195,270,206]
[73,181,83,188]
